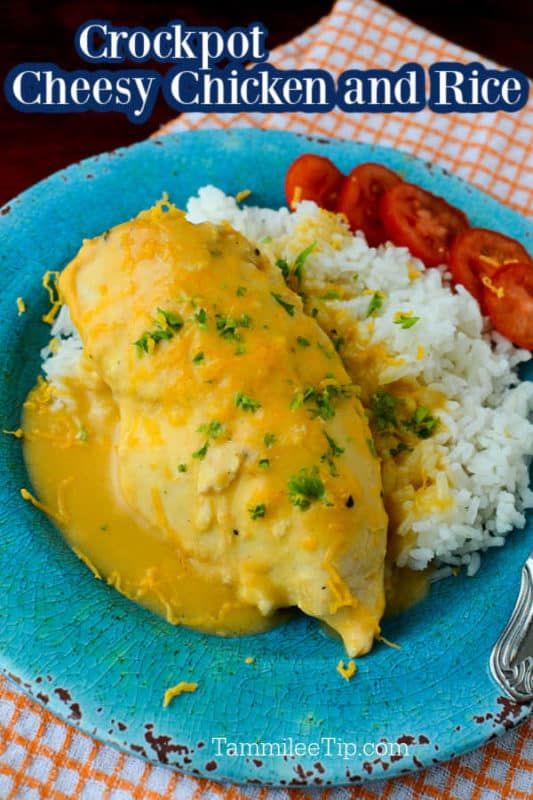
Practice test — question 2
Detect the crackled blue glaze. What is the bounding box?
[0,129,531,786]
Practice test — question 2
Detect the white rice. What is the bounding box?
[41,186,533,575]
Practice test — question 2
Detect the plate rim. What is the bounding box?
[0,127,532,787]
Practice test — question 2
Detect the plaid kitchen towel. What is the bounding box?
[1,0,532,798]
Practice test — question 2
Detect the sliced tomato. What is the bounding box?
[285,154,344,212]
[337,163,401,247]
[483,262,533,350]
[449,227,532,306]
[379,182,469,267]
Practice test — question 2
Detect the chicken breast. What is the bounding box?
[59,198,388,656]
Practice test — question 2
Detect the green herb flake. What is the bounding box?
[271,292,295,317]
[157,308,184,331]
[235,392,261,413]
[133,307,184,356]
[366,438,378,458]
[296,336,311,347]
[192,351,205,364]
[293,242,316,283]
[78,426,88,443]
[234,344,246,355]
[192,442,209,460]
[236,286,247,297]
[264,433,276,448]
[321,290,340,301]
[178,463,188,473]
[404,406,439,439]
[366,292,383,318]
[275,258,290,280]
[333,335,345,353]
[320,431,345,476]
[287,467,326,511]
[261,235,272,244]
[371,391,401,434]
[194,308,208,329]
[389,442,413,458]
[394,313,420,330]
[215,312,251,341]
[197,420,224,440]
[290,381,353,421]
[258,458,270,470]
[249,503,266,520]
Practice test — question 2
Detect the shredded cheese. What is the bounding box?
[481,275,505,299]
[42,271,62,325]
[20,487,64,523]
[16,297,26,315]
[290,186,302,210]
[244,657,255,664]
[163,681,198,707]
[416,345,425,361]
[235,189,252,203]
[3,428,23,439]
[336,659,357,681]
[73,547,102,580]
[377,634,402,650]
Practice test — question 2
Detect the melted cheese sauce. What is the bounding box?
[23,378,282,634]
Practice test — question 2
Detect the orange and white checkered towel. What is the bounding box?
[1,1,532,798]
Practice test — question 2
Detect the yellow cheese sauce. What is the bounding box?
[22,377,282,635]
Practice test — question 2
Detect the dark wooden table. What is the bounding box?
[1,1,532,206]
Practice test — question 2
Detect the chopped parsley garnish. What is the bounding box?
[192,351,205,364]
[390,442,413,457]
[293,242,316,284]
[290,380,353,421]
[321,290,340,301]
[403,406,439,439]
[271,292,295,316]
[236,286,247,297]
[264,433,276,447]
[78,426,88,443]
[287,467,326,511]
[261,235,272,244]
[194,308,208,329]
[332,335,345,353]
[258,458,270,469]
[216,312,251,340]
[197,420,224,439]
[275,258,290,280]
[371,391,401,434]
[192,442,209,460]
[297,336,311,347]
[235,392,261,412]
[366,292,383,318]
[193,420,224,460]
[234,343,246,355]
[394,313,420,329]
[157,308,183,329]
[366,438,378,458]
[249,503,266,520]
[275,243,315,288]
[134,307,184,356]
[320,431,345,476]
[178,463,188,473]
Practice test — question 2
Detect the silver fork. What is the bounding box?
[491,553,533,702]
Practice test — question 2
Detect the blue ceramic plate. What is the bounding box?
[0,129,532,787]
